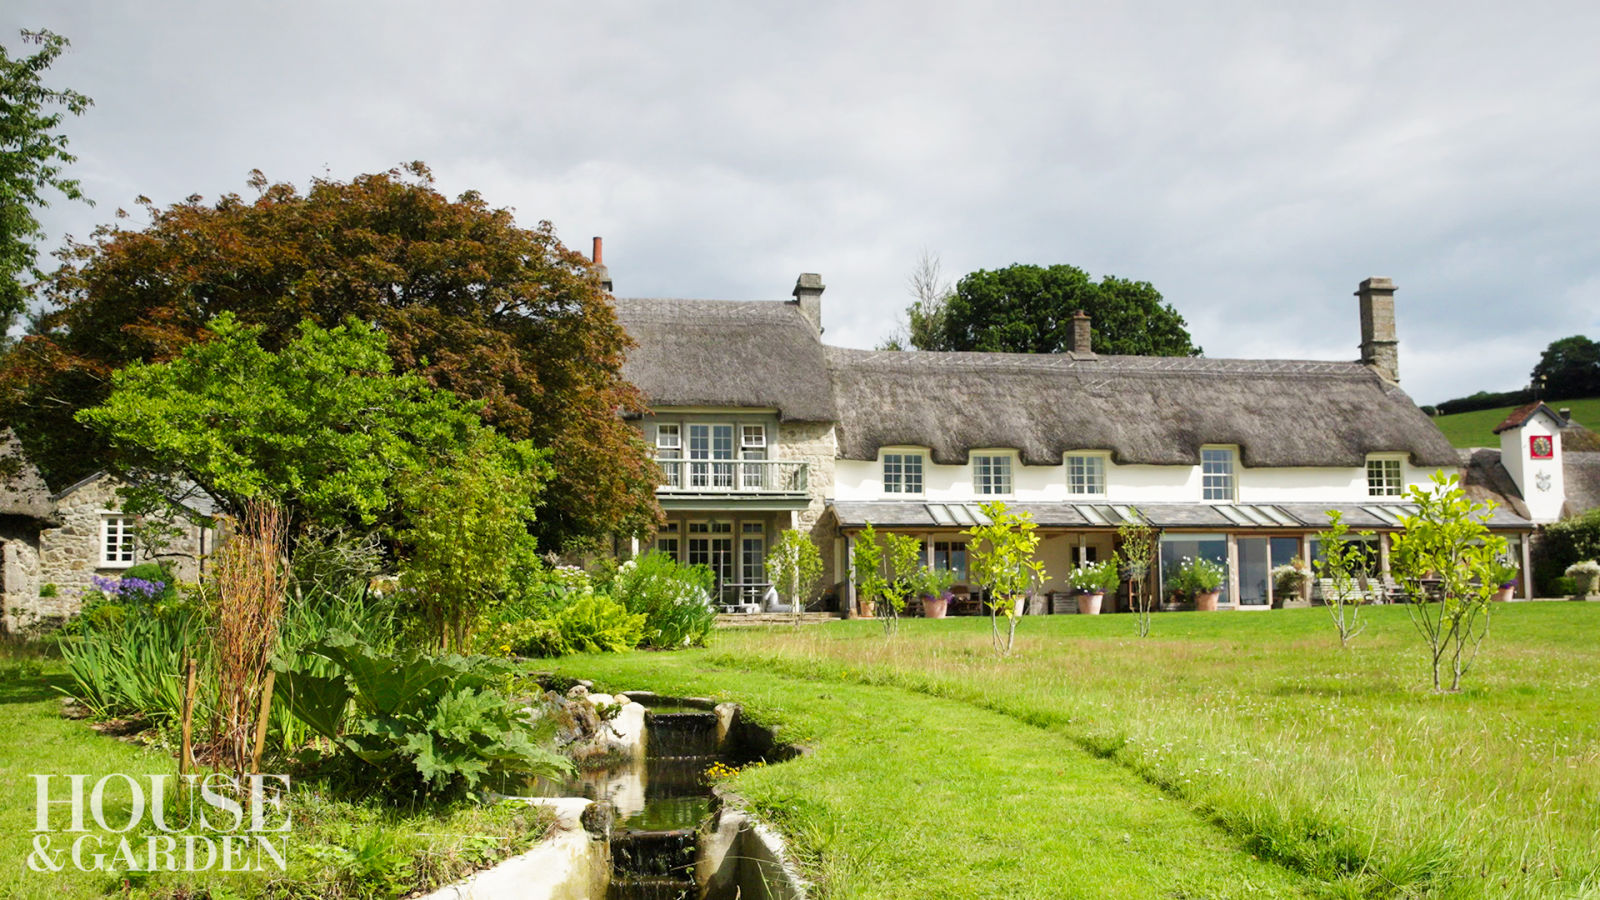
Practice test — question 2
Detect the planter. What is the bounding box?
[857,599,877,618]
[1194,590,1220,612]
[1492,585,1515,602]
[923,597,949,619]
[1076,592,1104,615]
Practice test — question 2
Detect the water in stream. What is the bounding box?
[525,707,731,899]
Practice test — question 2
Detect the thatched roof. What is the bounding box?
[826,349,1461,468]
[0,431,55,520]
[1457,448,1532,520]
[613,297,836,422]
[1564,451,1600,516]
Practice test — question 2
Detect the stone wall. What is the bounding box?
[0,522,44,633]
[13,475,210,629]
[778,421,841,588]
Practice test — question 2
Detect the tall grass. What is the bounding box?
[709,606,1600,899]
[211,501,289,774]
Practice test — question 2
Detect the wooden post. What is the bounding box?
[180,658,198,774]
[250,669,276,775]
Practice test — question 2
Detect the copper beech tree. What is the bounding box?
[0,163,659,550]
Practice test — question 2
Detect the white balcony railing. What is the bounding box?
[655,458,809,495]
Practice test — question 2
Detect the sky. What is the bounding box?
[7,1,1599,406]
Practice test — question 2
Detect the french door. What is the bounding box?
[688,424,735,489]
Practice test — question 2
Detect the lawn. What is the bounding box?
[0,651,554,900]
[1429,396,1600,448]
[555,603,1600,899]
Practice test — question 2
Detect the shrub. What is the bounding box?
[482,619,570,658]
[551,594,645,654]
[1537,509,1600,593]
[1171,557,1225,595]
[1566,560,1600,595]
[1067,560,1119,594]
[38,583,57,598]
[274,631,572,799]
[611,551,717,648]
[59,597,208,724]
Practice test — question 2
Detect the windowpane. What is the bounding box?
[101,516,135,566]
[883,453,924,495]
[1201,449,1235,501]
[1067,455,1104,495]
[1367,458,1402,497]
[974,455,1012,495]
[933,540,968,583]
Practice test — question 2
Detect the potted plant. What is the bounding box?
[1486,558,1521,602]
[916,566,959,618]
[1270,557,1309,608]
[1565,560,1600,601]
[1172,557,1225,611]
[1067,559,1118,615]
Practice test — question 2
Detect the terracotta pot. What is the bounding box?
[1077,592,1104,615]
[1491,585,1515,602]
[923,597,949,618]
[1194,590,1220,612]
[857,599,877,618]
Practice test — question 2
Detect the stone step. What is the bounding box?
[714,612,844,627]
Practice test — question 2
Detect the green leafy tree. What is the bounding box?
[0,29,92,340]
[397,437,550,652]
[766,530,824,624]
[1530,335,1600,400]
[1314,511,1379,647]
[851,523,887,620]
[904,263,1200,356]
[1389,472,1509,692]
[965,501,1047,656]
[1115,510,1159,637]
[76,313,548,536]
[1,164,654,551]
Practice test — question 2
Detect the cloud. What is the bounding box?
[8,0,1599,404]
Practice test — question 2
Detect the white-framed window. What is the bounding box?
[1066,454,1105,496]
[656,424,682,488]
[655,521,680,560]
[883,452,924,495]
[1366,457,1403,497]
[973,454,1013,495]
[1201,448,1235,502]
[740,425,767,489]
[101,515,137,567]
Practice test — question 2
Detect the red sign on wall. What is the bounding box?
[1530,435,1554,459]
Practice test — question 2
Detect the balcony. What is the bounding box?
[654,458,810,508]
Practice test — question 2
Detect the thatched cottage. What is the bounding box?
[613,272,1566,612]
[0,431,211,632]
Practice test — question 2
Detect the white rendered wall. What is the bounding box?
[834,448,1445,505]
[1499,414,1564,523]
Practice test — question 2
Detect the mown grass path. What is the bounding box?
[553,652,1318,899]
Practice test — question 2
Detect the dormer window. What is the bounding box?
[1066,454,1105,496]
[974,454,1013,495]
[1201,448,1235,502]
[1366,457,1402,496]
[883,452,924,495]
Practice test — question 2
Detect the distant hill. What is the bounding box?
[1429,396,1600,449]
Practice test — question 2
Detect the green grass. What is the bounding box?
[0,648,554,900]
[1430,396,1600,448]
[555,604,1600,899]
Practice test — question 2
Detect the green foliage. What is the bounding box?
[964,501,1046,656]
[550,594,645,654]
[481,618,569,658]
[1566,560,1600,595]
[850,522,886,615]
[396,434,550,652]
[765,530,824,616]
[914,263,1200,356]
[37,582,56,598]
[77,313,535,532]
[1115,510,1159,637]
[612,551,717,648]
[851,524,925,635]
[1313,511,1377,646]
[274,631,572,799]
[58,599,206,723]
[1067,559,1119,594]
[1537,507,1600,593]
[1170,557,1225,596]
[0,30,93,329]
[1531,334,1600,400]
[1389,472,1508,692]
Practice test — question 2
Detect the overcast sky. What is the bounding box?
[8,1,1599,405]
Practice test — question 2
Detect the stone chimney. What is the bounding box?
[790,273,824,333]
[592,236,612,292]
[1071,309,1093,355]
[1356,277,1398,383]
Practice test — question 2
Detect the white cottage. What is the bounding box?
[612,273,1546,613]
